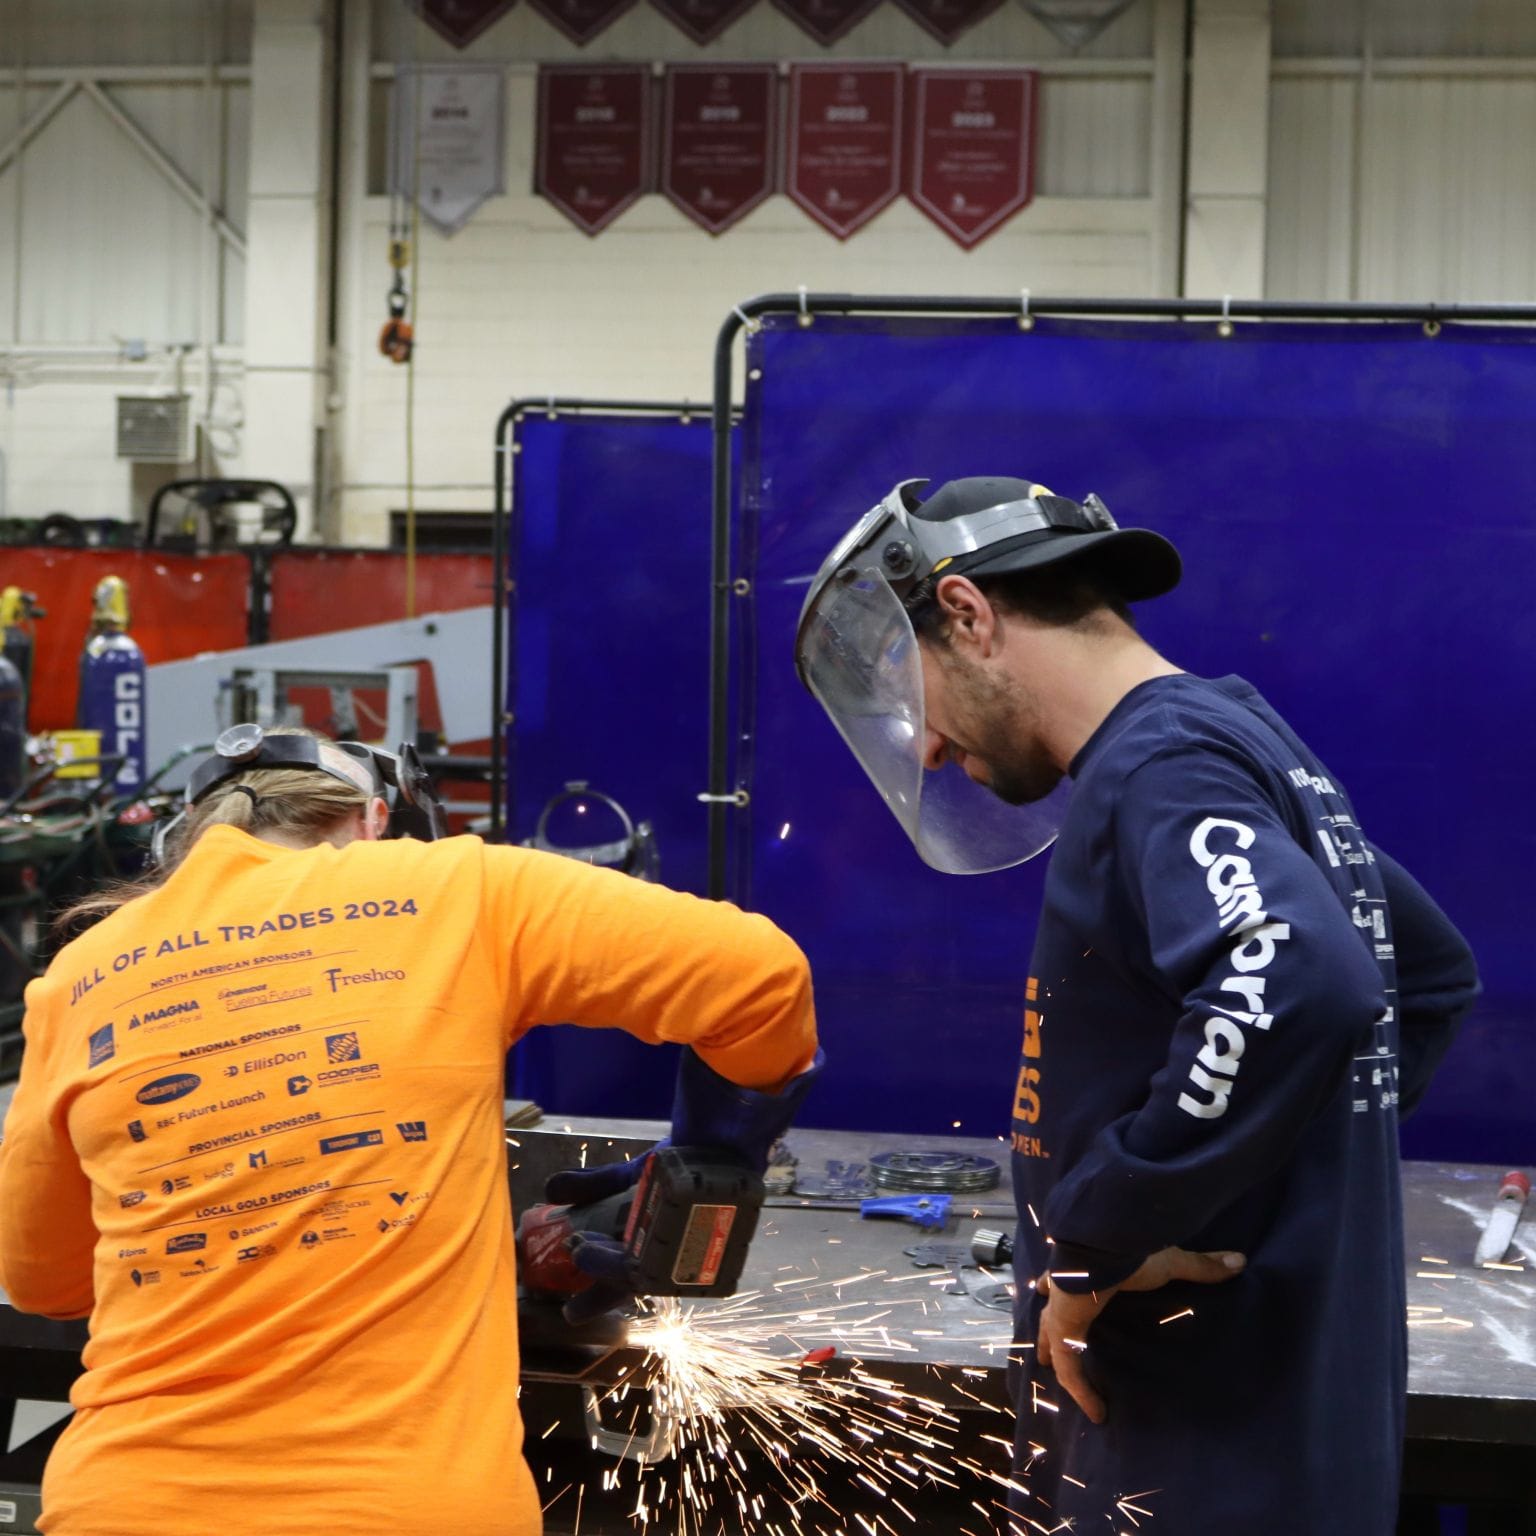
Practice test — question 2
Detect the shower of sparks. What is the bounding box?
[571,1291,1042,1535]
[1157,1308,1194,1326]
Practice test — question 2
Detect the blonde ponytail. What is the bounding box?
[56,728,371,936]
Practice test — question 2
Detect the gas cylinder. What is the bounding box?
[77,575,146,794]
[0,587,42,703]
[0,651,24,802]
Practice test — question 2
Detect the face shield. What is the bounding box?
[794,483,1071,875]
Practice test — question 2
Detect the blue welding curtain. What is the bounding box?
[506,410,716,1120]
[733,314,1536,1164]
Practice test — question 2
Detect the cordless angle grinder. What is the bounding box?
[517,1147,766,1308]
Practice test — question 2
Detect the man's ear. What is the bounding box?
[934,574,1000,656]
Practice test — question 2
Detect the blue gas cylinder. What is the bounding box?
[78,577,147,794]
[0,652,24,802]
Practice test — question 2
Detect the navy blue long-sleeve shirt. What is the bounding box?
[1007,674,1478,1536]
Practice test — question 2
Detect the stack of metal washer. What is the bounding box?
[869,1150,1001,1194]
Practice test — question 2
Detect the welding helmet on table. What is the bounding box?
[793,477,1180,874]
[153,724,448,862]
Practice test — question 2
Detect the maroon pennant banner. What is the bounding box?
[662,66,778,235]
[649,0,757,45]
[787,65,904,241]
[409,0,518,48]
[908,68,1037,249]
[771,0,882,45]
[891,0,1002,45]
[537,66,653,236]
[528,0,638,43]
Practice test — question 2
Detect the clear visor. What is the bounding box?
[798,568,1068,875]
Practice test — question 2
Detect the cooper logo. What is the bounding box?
[165,1232,207,1254]
[136,1073,201,1106]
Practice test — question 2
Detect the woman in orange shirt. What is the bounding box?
[0,729,819,1536]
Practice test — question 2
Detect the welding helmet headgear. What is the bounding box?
[154,724,447,862]
[793,477,1180,874]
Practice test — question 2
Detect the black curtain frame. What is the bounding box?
[490,397,713,841]
[707,290,1536,897]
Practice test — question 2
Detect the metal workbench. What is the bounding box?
[3,1124,1532,1533]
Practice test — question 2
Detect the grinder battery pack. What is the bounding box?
[518,1147,765,1302]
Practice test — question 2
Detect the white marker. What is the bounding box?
[1473,1171,1530,1267]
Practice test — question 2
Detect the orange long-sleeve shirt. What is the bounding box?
[0,826,816,1536]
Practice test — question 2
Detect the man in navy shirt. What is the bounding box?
[795,477,1478,1534]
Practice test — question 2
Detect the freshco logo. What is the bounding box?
[135,1073,201,1106]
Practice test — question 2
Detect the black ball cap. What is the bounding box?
[913,476,1181,605]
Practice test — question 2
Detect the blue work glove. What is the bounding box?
[542,1047,825,1324]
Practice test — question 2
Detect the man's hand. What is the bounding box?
[1034,1246,1246,1424]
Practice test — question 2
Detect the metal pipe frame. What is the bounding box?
[706,290,1536,898]
[490,398,711,843]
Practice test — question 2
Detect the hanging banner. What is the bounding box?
[908,68,1036,248]
[391,65,506,235]
[649,0,756,44]
[529,0,638,42]
[891,0,1002,43]
[537,66,652,235]
[772,0,882,45]
[1019,0,1140,49]
[409,0,518,48]
[662,66,778,235]
[787,65,904,240]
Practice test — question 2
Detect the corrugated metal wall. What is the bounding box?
[0,1,249,347]
[1268,0,1536,301]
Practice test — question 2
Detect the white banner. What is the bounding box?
[391,65,506,236]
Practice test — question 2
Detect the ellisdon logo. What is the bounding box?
[165,1232,207,1255]
[136,1073,201,1107]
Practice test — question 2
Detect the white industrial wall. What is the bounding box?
[0,1,252,524]
[336,0,1179,541]
[3,0,1536,541]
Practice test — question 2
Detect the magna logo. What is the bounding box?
[141,1000,199,1026]
[165,1232,207,1254]
[136,1073,201,1107]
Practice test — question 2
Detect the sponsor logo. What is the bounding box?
[389,1190,409,1206]
[300,1231,320,1247]
[287,1075,312,1096]
[136,1073,201,1107]
[128,1014,141,1030]
[316,1062,381,1087]
[319,1129,383,1156]
[201,1161,236,1182]
[324,966,405,994]
[142,1000,200,1026]
[237,1244,276,1264]
[119,1190,146,1208]
[397,1121,428,1143]
[118,1246,147,1259]
[223,1049,308,1080]
[130,1268,161,1287]
[377,1212,417,1234]
[127,1119,147,1143]
[325,1032,361,1064]
[160,1176,191,1194]
[231,1220,277,1240]
[178,1258,218,1278]
[88,1022,116,1068]
[1179,818,1292,1121]
[249,1149,268,1170]
[166,1232,207,1254]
